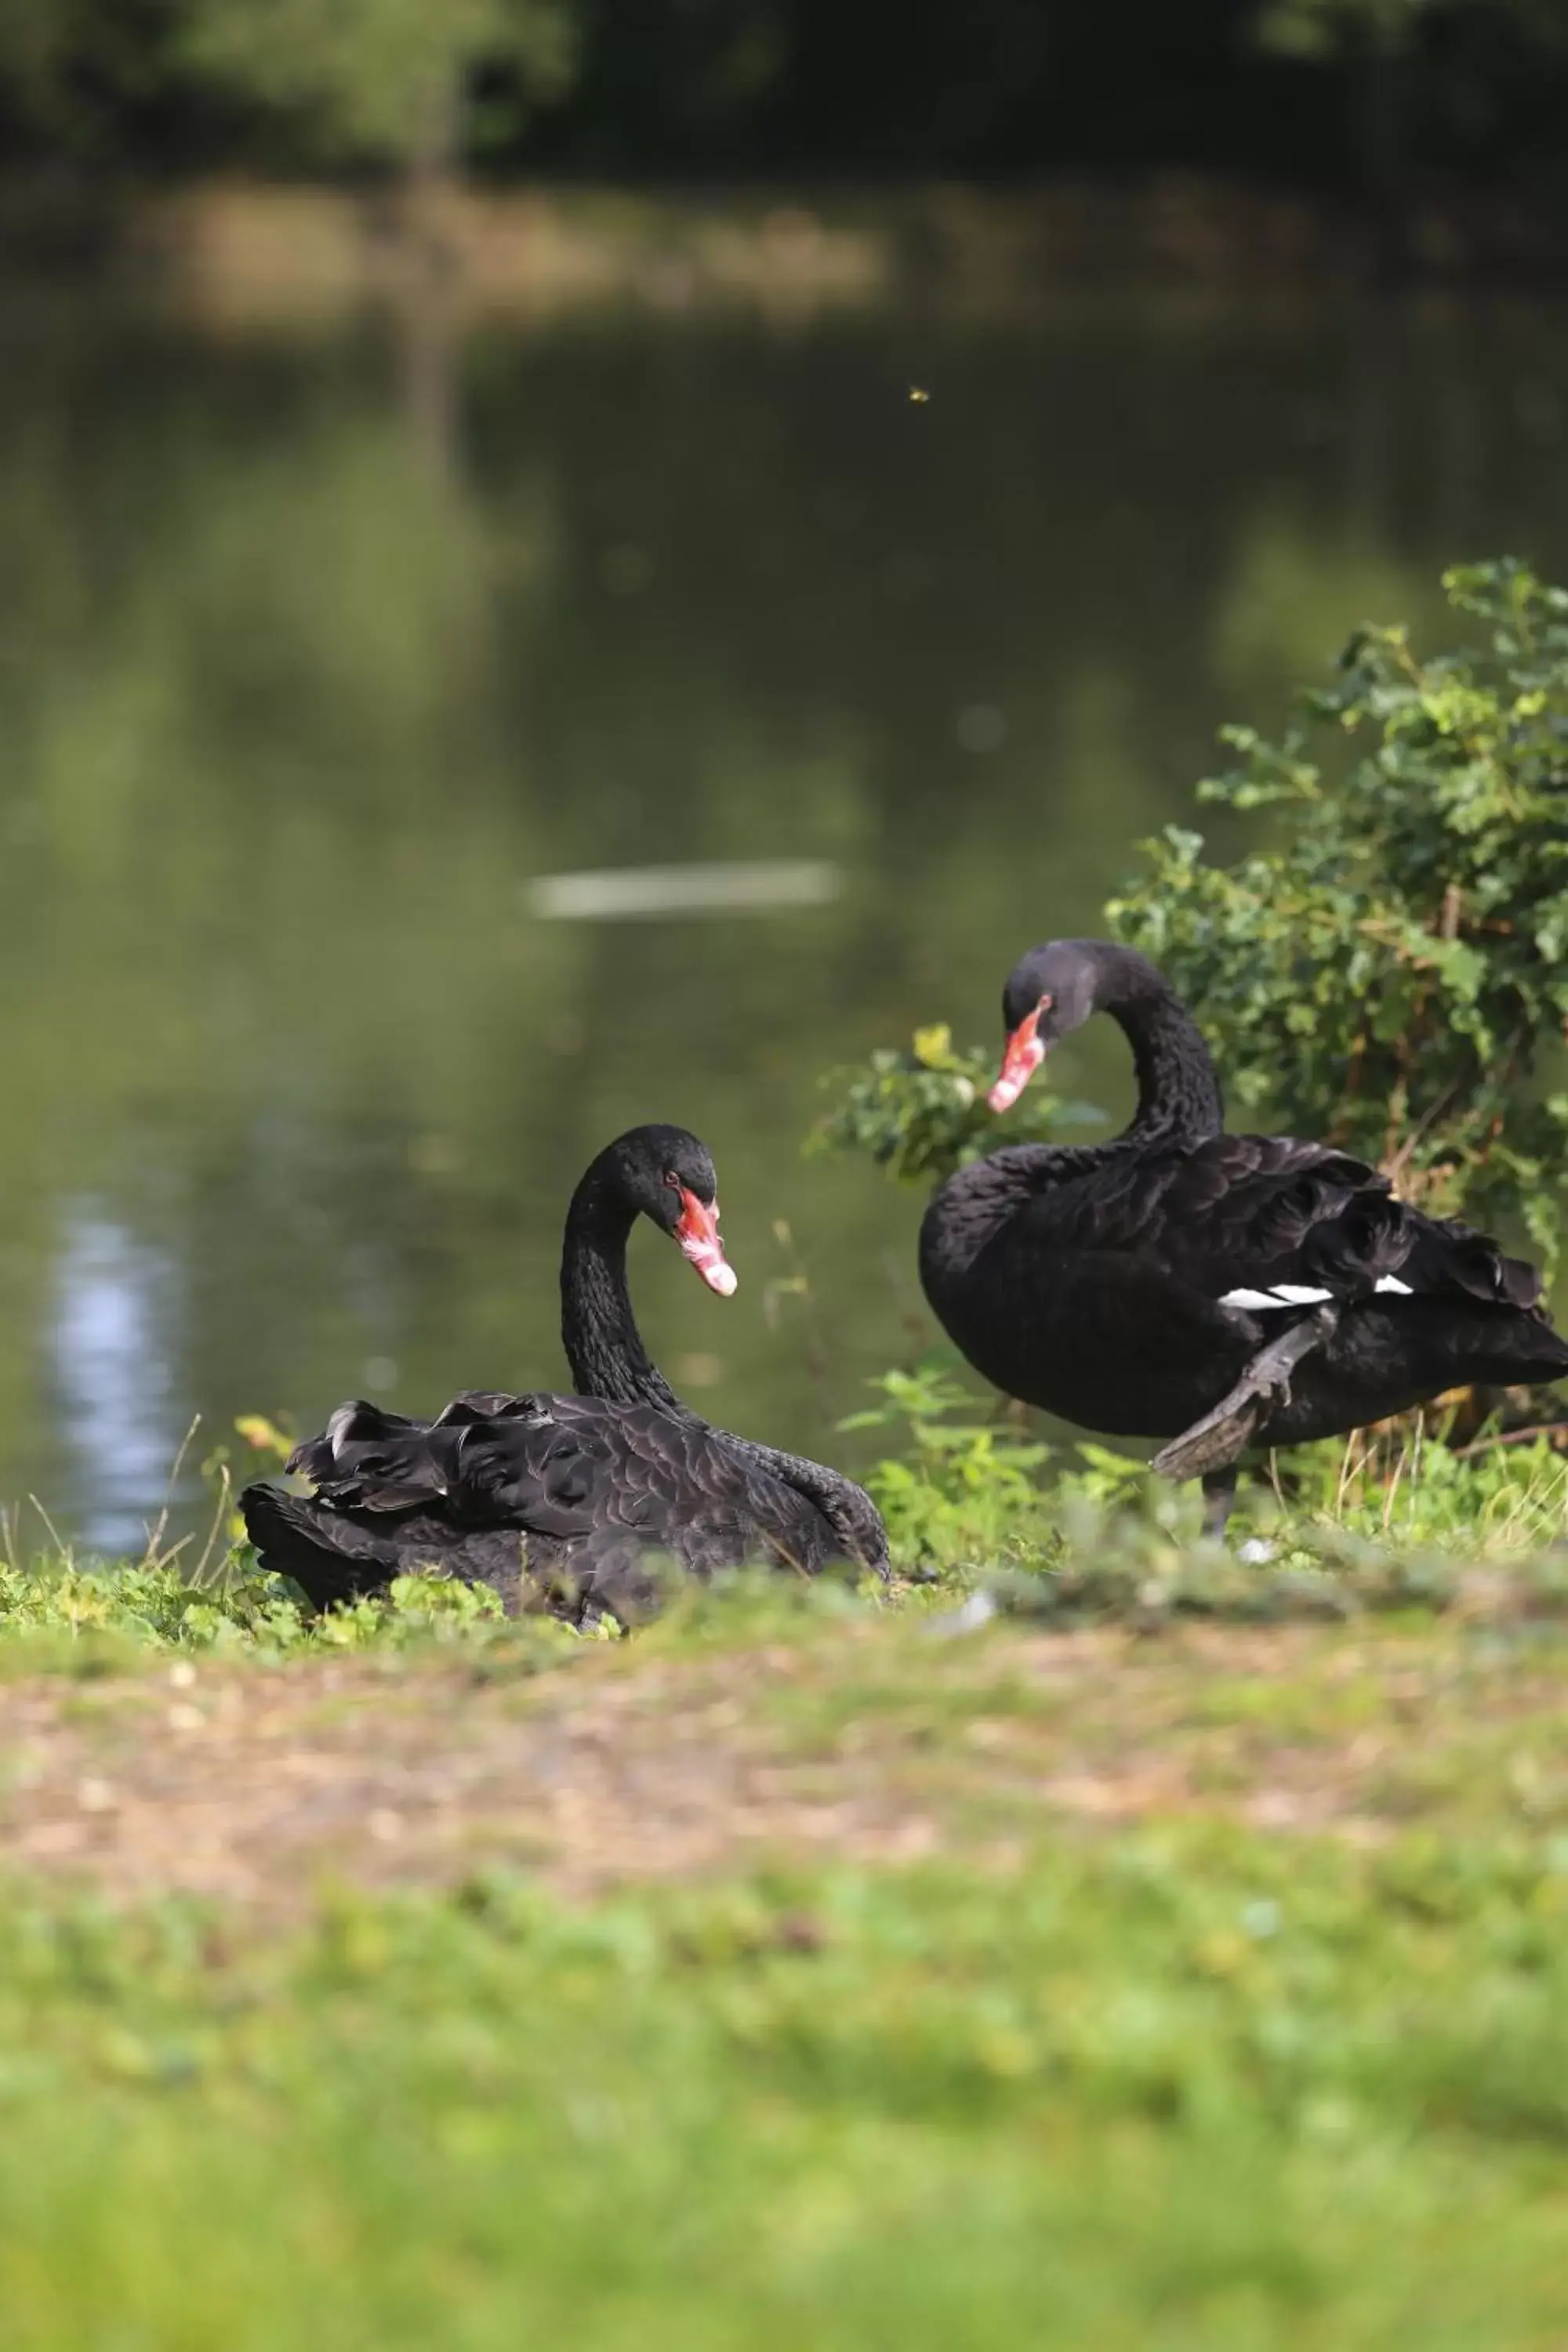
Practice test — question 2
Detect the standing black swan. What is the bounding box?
[241,1124,887,1620]
[918,939,1568,1525]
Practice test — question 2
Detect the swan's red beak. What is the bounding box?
[989,1007,1047,1113]
[675,1188,738,1296]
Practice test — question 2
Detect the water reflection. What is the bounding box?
[53,1214,178,1553]
[1,280,1566,1543]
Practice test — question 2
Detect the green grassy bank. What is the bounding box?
[2,1428,1568,2347]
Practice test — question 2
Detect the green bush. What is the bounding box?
[808,1022,1102,1187]
[1109,557,1568,1264]
[839,1359,1056,1565]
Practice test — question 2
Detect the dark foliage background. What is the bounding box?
[0,0,1565,208]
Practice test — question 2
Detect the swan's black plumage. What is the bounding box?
[242,1126,886,1619]
[920,940,1568,1464]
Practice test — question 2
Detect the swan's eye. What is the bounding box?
[1037,992,1053,1013]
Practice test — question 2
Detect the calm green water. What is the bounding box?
[3,276,1567,1546]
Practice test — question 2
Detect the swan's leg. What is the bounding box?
[1200,1467,1237,1538]
[1152,1307,1339,1484]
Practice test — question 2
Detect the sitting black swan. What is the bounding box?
[918,939,1568,1526]
[241,1124,887,1621]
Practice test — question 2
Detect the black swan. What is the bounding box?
[918,939,1568,1525]
[241,1124,887,1620]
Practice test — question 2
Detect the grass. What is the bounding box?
[5,1824,1568,2351]
[3,1399,1568,2347]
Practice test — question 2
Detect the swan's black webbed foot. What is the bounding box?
[1152,1307,1339,1485]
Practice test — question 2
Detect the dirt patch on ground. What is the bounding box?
[0,1639,943,1910]
[0,1620,1561,1910]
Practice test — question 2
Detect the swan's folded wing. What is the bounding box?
[289,1399,453,1511]
[1170,1140,1545,1309]
[459,1396,833,1571]
[1160,1138,1402,1291]
[1036,1133,1546,1312]
[278,1388,851,1594]
[289,1392,575,1515]
[431,1389,550,1428]
[1399,1211,1543,1309]
[440,1398,704,1544]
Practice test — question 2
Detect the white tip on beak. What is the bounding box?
[674,1189,738,1296]
[988,1020,1046,1113]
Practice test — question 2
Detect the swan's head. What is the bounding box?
[608,1124,738,1298]
[989,940,1106,1112]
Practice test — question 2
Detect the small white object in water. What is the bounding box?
[528,861,840,922]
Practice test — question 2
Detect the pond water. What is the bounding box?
[3,270,1568,1547]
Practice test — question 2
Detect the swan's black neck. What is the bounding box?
[560,1160,688,1418]
[1111,961,1224,1146]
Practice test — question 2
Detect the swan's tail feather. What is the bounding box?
[1399,1212,1545,1311]
[239,1482,397,1612]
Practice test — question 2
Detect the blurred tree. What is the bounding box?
[1109,557,1568,1262]
[1,0,1568,222]
[0,0,190,167]
[1258,0,1441,48]
[179,0,579,174]
[1256,0,1566,53]
[554,0,791,170]
[1252,0,1568,267]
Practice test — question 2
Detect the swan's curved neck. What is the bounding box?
[560,1163,686,1416]
[1113,975,1223,1145]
